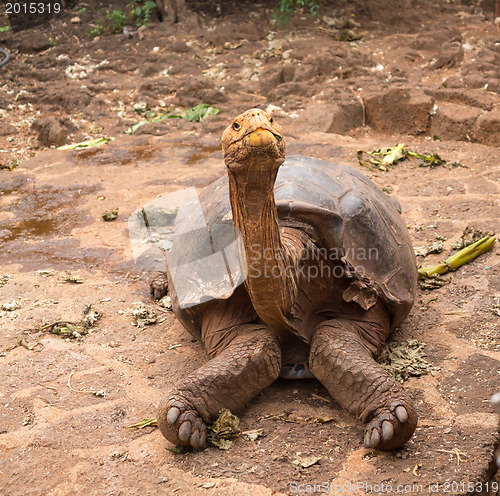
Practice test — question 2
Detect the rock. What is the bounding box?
[430,38,464,69]
[364,87,434,135]
[31,117,77,147]
[17,31,52,53]
[296,101,364,135]
[472,110,500,147]
[0,122,17,136]
[430,103,482,141]
[424,88,495,111]
[259,66,296,96]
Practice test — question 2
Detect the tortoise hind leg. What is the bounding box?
[309,317,417,450]
[157,325,281,449]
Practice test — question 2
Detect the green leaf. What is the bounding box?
[125,120,149,135]
[181,104,220,122]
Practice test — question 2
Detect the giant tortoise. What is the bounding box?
[151,108,418,451]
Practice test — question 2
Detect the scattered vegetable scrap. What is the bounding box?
[207,409,241,450]
[242,428,266,441]
[414,241,444,257]
[125,103,220,135]
[63,273,84,284]
[131,301,157,326]
[418,275,448,290]
[158,295,173,311]
[292,455,322,470]
[126,417,158,429]
[102,209,119,222]
[357,143,462,171]
[15,305,101,353]
[377,339,439,383]
[451,227,491,250]
[57,136,113,150]
[418,235,496,278]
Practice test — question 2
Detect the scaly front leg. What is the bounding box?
[157,325,281,449]
[310,318,417,450]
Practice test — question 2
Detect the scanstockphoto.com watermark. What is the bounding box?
[128,188,379,308]
[288,480,499,494]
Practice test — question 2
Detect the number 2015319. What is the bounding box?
[5,2,62,14]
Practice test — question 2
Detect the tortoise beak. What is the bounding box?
[244,128,280,147]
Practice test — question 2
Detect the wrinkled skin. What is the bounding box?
[154,108,417,451]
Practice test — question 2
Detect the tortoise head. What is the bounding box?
[222,109,286,175]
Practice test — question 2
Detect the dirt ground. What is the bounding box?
[0,0,499,495]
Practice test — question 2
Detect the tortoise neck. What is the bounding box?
[228,166,297,331]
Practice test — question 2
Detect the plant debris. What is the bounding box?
[418,275,449,290]
[82,305,101,328]
[377,339,440,383]
[207,409,241,450]
[41,321,87,339]
[258,412,334,425]
[357,144,462,171]
[131,301,157,326]
[23,413,35,426]
[158,295,173,310]
[451,227,491,250]
[0,159,19,171]
[102,209,118,222]
[57,137,113,150]
[125,103,220,135]
[126,417,158,429]
[0,275,11,287]
[36,270,54,277]
[357,143,406,171]
[15,305,101,353]
[291,455,321,470]
[63,273,84,284]
[67,370,106,397]
[242,428,266,441]
[414,241,444,257]
[493,296,500,317]
[418,235,496,278]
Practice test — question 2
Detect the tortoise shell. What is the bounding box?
[166,155,417,340]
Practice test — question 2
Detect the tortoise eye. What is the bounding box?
[232,121,241,131]
[269,117,274,124]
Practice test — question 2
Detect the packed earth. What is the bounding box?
[0,1,499,495]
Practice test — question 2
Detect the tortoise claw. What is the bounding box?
[157,394,207,450]
[395,405,408,423]
[364,401,417,451]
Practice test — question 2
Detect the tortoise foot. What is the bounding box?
[279,362,315,379]
[363,401,416,451]
[150,272,169,299]
[157,394,207,449]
